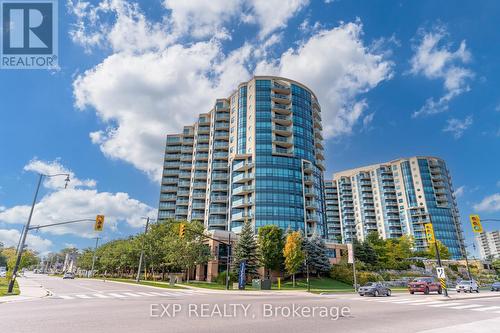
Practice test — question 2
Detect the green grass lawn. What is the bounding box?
[0,277,19,297]
[273,277,354,293]
[181,281,229,290]
[95,277,186,289]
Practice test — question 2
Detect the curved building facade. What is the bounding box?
[158,76,326,238]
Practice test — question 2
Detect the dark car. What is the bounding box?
[408,277,442,295]
[358,282,391,297]
[491,282,500,291]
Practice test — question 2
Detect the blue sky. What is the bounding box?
[0,0,499,256]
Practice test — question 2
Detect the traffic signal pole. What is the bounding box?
[90,237,100,277]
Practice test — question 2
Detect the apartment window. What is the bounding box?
[399,199,403,203]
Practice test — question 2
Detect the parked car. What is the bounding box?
[408,277,442,295]
[0,271,6,278]
[358,282,391,297]
[63,272,75,279]
[491,281,500,291]
[456,280,479,293]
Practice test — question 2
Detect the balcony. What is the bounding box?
[160,194,176,201]
[213,151,228,160]
[195,162,208,169]
[180,154,193,162]
[195,153,209,161]
[314,130,323,140]
[197,126,210,134]
[194,172,207,179]
[180,147,193,153]
[165,154,180,160]
[197,135,210,143]
[305,200,316,209]
[215,123,229,130]
[179,171,191,178]
[192,192,205,199]
[214,141,228,150]
[196,144,209,151]
[177,190,190,196]
[193,182,206,189]
[233,173,254,183]
[213,162,228,170]
[271,82,290,94]
[211,183,228,191]
[272,103,292,115]
[233,185,254,195]
[303,175,313,185]
[179,163,192,170]
[215,113,230,121]
[233,161,253,172]
[306,214,318,222]
[273,124,292,136]
[178,181,190,187]
[271,93,291,104]
[211,196,228,203]
[164,162,180,168]
[161,186,177,193]
[304,188,315,197]
[303,164,313,174]
[232,198,253,208]
[273,147,292,155]
[232,211,253,221]
[273,135,293,148]
[210,207,227,214]
[272,113,292,126]
[191,213,205,220]
[192,203,205,209]
[208,218,227,226]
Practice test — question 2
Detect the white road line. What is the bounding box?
[429,302,464,307]
[136,292,157,296]
[108,293,126,298]
[390,299,434,304]
[148,292,168,296]
[59,295,74,299]
[122,292,141,297]
[160,292,178,296]
[408,301,445,306]
[450,304,483,310]
[92,294,110,298]
[74,294,92,299]
[472,306,500,312]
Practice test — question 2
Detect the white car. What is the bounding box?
[0,271,6,278]
[456,280,479,293]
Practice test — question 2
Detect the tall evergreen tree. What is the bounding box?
[231,219,259,279]
[303,236,331,276]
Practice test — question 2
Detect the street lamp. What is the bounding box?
[8,172,70,293]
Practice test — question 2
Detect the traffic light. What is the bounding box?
[95,215,105,232]
[469,215,483,233]
[424,223,435,244]
[179,223,186,238]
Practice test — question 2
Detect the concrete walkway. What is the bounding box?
[0,275,50,304]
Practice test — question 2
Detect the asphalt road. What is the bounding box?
[2,274,500,333]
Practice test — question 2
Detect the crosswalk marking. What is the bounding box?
[75,294,92,299]
[92,294,110,298]
[377,298,413,303]
[471,306,500,312]
[108,293,126,298]
[122,292,141,297]
[149,292,168,296]
[59,295,74,299]
[408,301,445,306]
[391,299,433,304]
[136,292,156,296]
[429,302,464,307]
[450,304,483,310]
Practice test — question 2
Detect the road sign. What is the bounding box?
[436,267,446,279]
[469,215,483,233]
[94,215,105,231]
[424,223,435,244]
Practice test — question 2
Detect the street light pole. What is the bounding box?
[225,232,231,290]
[8,173,70,293]
[136,217,150,283]
[90,237,100,278]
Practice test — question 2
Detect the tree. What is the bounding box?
[3,247,39,277]
[303,236,331,276]
[77,248,95,271]
[428,241,451,260]
[283,231,305,287]
[258,225,284,278]
[0,242,7,268]
[492,259,500,274]
[232,219,259,280]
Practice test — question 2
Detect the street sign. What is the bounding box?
[94,215,105,231]
[436,267,446,279]
[424,223,435,244]
[238,260,246,290]
[469,215,483,233]
[347,243,354,264]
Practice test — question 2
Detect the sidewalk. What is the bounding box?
[0,276,50,304]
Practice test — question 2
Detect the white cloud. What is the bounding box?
[474,193,500,213]
[70,2,391,178]
[453,185,465,198]
[250,0,309,39]
[410,26,474,117]
[0,160,155,238]
[0,228,53,253]
[442,115,473,139]
[256,22,393,139]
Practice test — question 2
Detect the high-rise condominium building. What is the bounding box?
[158,76,326,237]
[325,156,465,259]
[476,231,500,260]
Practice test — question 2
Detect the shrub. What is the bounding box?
[357,271,383,285]
[215,271,237,285]
[330,262,354,285]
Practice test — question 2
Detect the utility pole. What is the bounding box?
[351,241,358,292]
[8,172,70,293]
[136,217,150,283]
[226,232,231,290]
[90,237,100,278]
